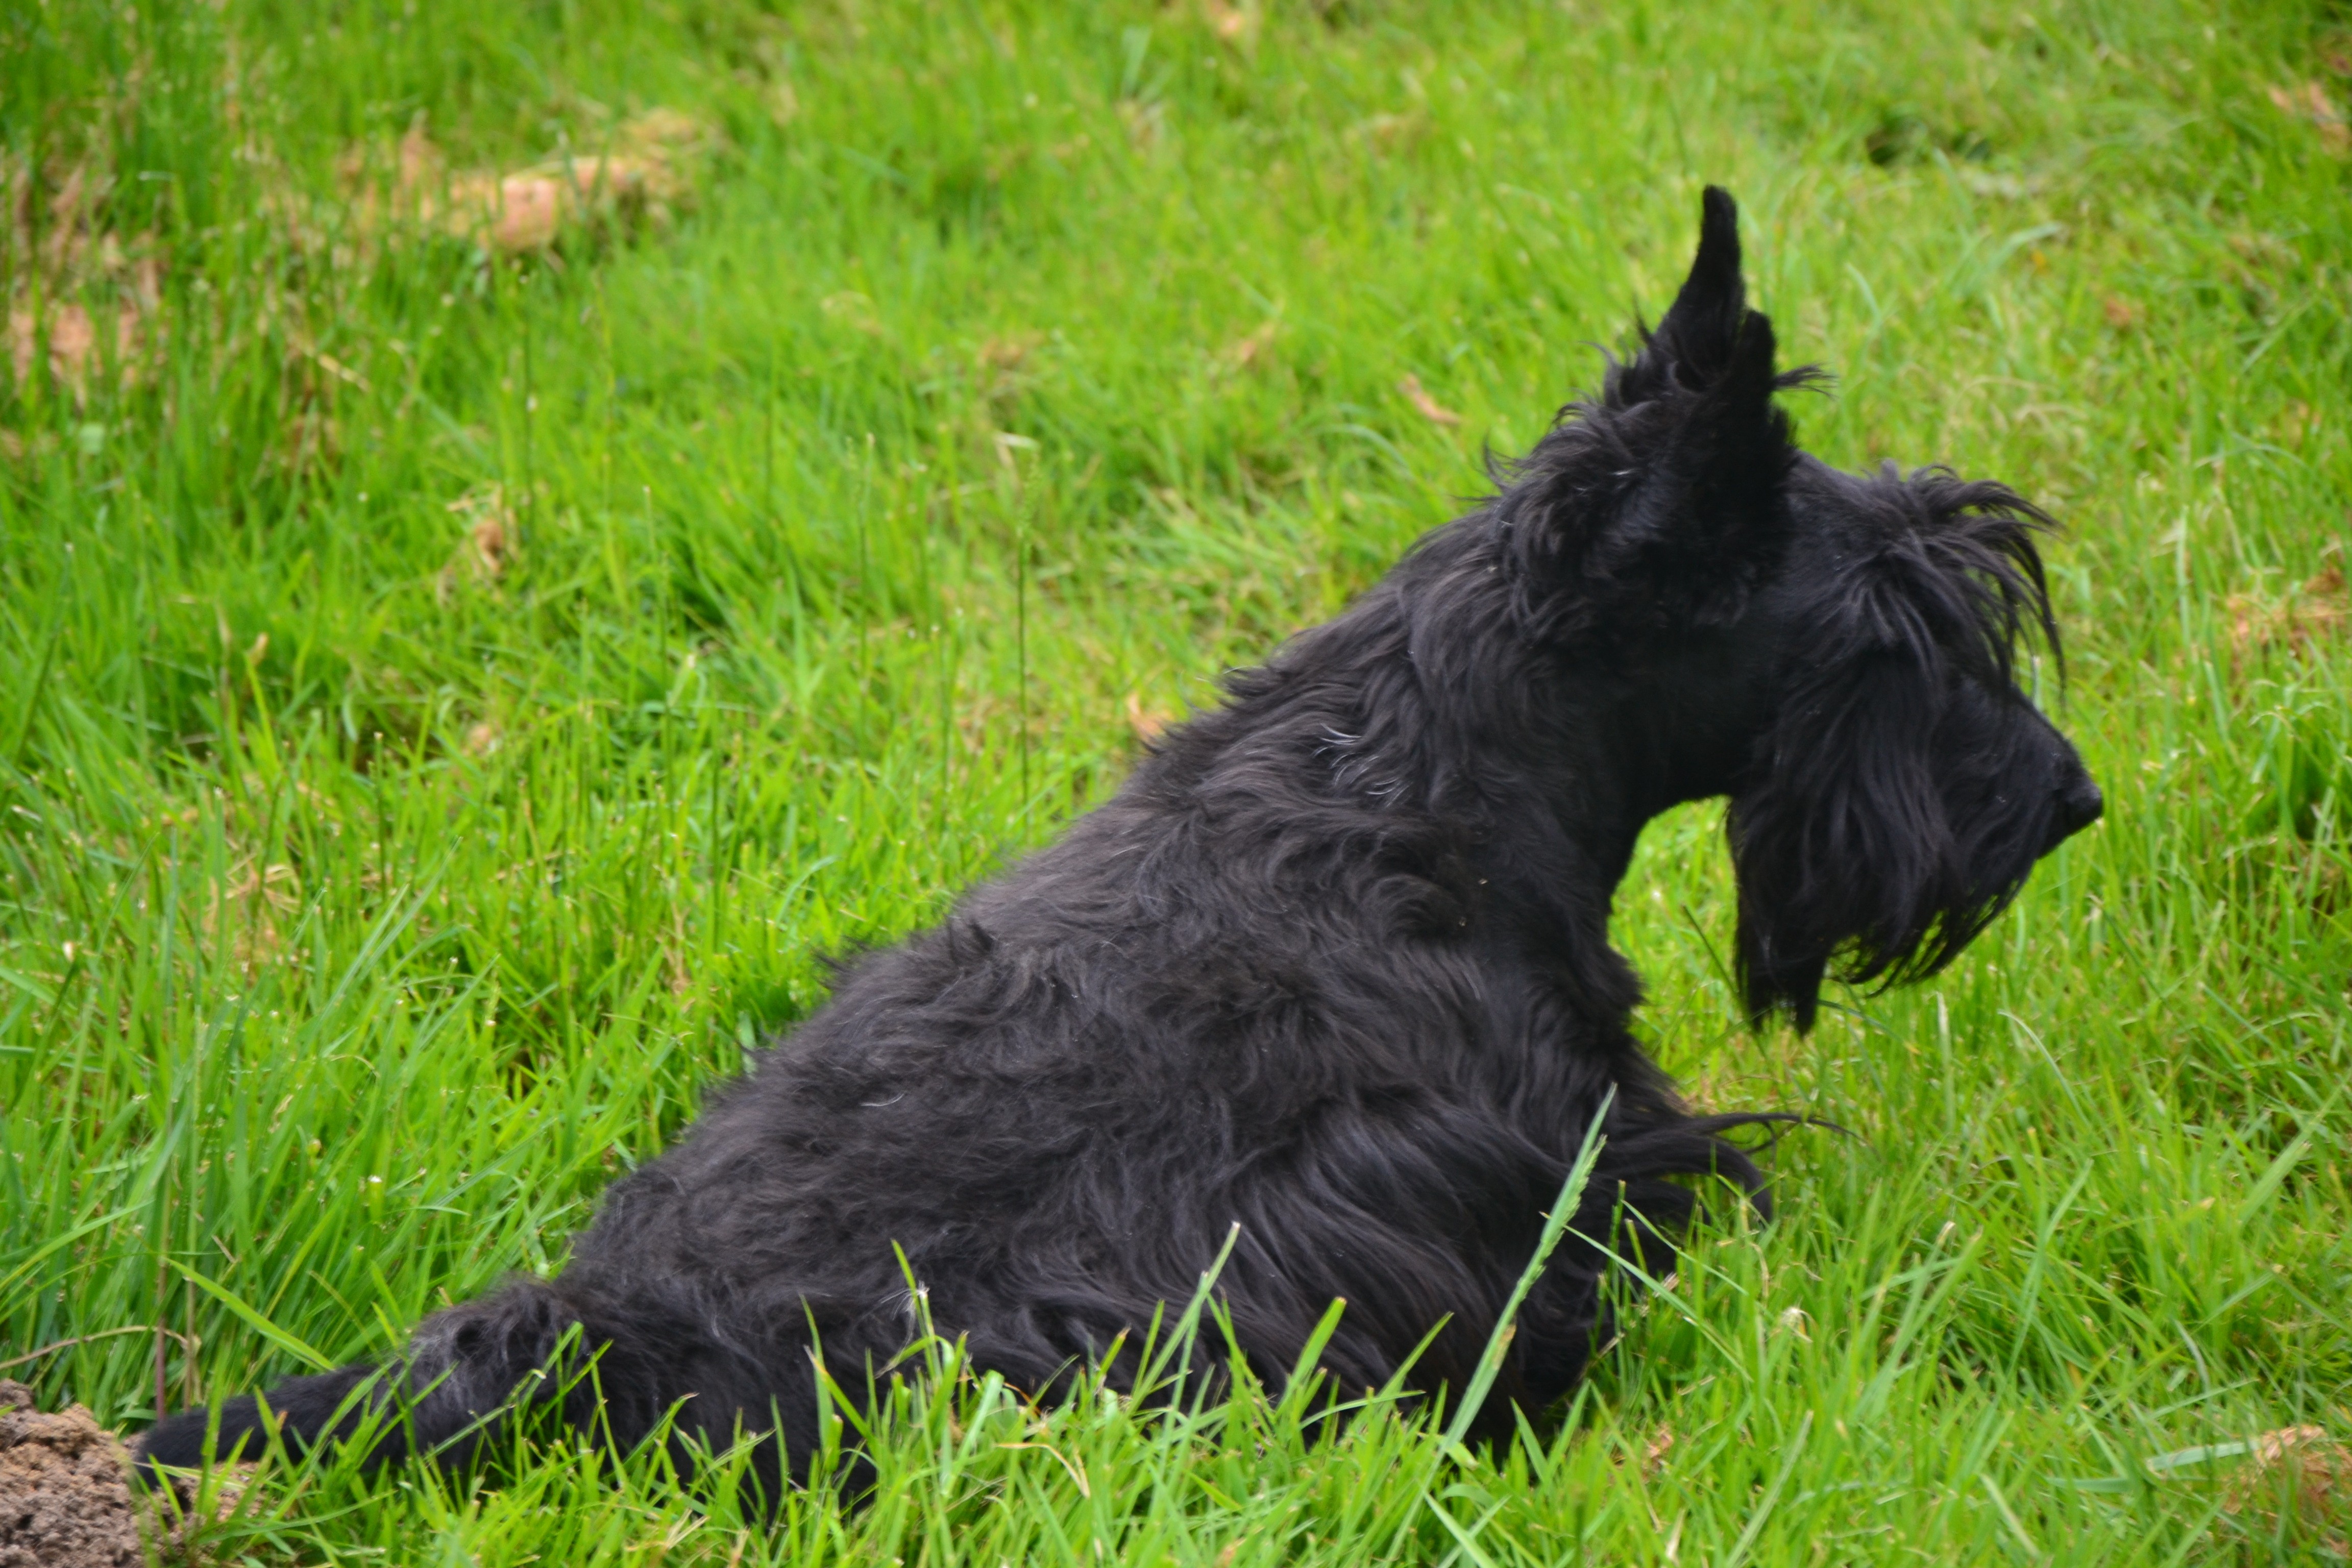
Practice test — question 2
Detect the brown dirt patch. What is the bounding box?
[0,1379,143,1568]
[0,1380,239,1568]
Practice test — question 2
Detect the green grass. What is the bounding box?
[4,0,2349,1560]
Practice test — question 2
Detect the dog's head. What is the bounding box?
[1725,457,2101,1032]
[1492,187,2100,1031]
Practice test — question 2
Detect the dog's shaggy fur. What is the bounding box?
[140,188,2100,1489]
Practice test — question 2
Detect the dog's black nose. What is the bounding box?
[2057,775,2103,836]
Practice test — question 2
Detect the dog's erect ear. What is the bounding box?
[1616,186,1753,404]
[1491,186,1816,633]
[1584,188,1802,611]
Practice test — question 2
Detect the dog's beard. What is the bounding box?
[1727,709,2065,1032]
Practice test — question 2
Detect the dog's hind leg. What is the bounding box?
[139,1277,820,1500]
[133,1360,387,1476]
[135,1278,639,1480]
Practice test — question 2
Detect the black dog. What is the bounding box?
[141,188,2100,1488]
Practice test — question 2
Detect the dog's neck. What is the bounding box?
[1171,541,1782,921]
[1451,661,1760,945]
[1562,626,1784,869]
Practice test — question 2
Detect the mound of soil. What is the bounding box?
[0,1379,145,1568]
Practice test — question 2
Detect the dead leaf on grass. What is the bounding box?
[979,334,1039,407]
[821,290,884,336]
[2228,557,2348,660]
[1355,112,1429,156]
[1117,98,1167,151]
[1399,373,1462,426]
[978,336,1032,373]
[2222,1425,2351,1554]
[447,172,567,251]
[1221,321,1279,372]
[8,302,144,397]
[1200,0,1259,44]
[437,485,517,602]
[1124,691,1171,745]
[2268,81,2351,153]
[345,108,720,257]
[204,860,300,971]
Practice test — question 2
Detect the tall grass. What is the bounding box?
[3,0,2347,1561]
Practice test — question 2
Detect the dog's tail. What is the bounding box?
[135,1279,622,1481]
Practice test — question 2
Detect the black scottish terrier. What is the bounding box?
[141,188,2100,1487]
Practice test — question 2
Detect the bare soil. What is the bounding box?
[0,1379,148,1568]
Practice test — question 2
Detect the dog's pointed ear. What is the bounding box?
[1492,186,1816,631]
[1609,186,1763,407]
[1583,190,1796,608]
[1650,185,1749,393]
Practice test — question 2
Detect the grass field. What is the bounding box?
[4,0,2349,1560]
